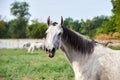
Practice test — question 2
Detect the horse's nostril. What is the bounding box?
[46,48,48,51]
[46,48,55,53]
[52,48,55,52]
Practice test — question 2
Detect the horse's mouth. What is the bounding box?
[46,48,55,58]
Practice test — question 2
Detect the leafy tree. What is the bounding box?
[79,16,109,37]
[95,0,120,39]
[11,1,30,20]
[111,0,120,33]
[9,1,30,38]
[64,17,73,28]
[64,17,80,32]
[0,20,9,38]
[79,19,86,35]
[89,16,109,37]
[64,16,109,38]
[8,18,28,38]
[27,20,47,38]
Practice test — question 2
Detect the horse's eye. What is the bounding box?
[58,32,61,36]
[45,32,47,36]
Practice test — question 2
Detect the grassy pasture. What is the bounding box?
[0,46,120,80]
[0,49,74,80]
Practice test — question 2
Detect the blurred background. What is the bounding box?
[1,0,119,39]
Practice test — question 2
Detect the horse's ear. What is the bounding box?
[47,16,50,26]
[61,16,63,26]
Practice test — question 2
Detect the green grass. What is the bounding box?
[0,49,74,80]
[109,45,120,50]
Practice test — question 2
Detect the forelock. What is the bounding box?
[52,22,58,26]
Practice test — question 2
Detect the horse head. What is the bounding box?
[45,16,63,58]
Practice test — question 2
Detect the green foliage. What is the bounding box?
[10,1,31,20]
[112,0,120,15]
[111,0,120,33]
[108,45,120,50]
[8,1,31,38]
[64,17,80,32]
[101,20,116,34]
[8,18,27,38]
[86,16,109,37]
[1,0,120,39]
[0,49,74,80]
[62,1,120,38]
[0,20,9,38]
[64,16,110,38]
[27,21,47,38]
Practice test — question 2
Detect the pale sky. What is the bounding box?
[0,0,113,22]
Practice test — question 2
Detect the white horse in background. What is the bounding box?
[45,16,120,80]
[23,42,31,49]
[28,40,46,53]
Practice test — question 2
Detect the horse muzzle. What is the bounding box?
[46,48,55,58]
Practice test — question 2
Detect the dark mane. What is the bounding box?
[62,26,96,54]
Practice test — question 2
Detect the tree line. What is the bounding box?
[0,0,120,39]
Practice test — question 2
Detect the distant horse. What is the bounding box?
[23,42,31,49]
[45,16,120,80]
[28,41,46,53]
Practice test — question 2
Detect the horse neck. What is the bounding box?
[60,37,90,64]
[60,27,92,64]
[60,27,95,79]
[61,37,92,80]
